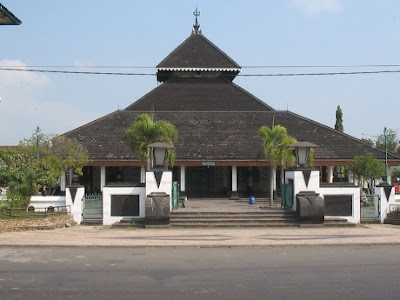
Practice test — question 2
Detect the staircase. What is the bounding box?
[170,210,301,228]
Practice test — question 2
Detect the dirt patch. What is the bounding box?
[0,214,74,233]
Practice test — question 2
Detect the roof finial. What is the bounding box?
[192,8,201,34]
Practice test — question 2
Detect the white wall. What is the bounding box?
[102,186,146,226]
[286,169,360,223]
[375,185,396,223]
[29,196,67,212]
[285,169,320,211]
[319,187,360,224]
[146,171,172,210]
[66,187,85,224]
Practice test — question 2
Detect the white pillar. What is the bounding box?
[180,166,186,192]
[327,166,334,183]
[140,166,146,184]
[232,165,237,192]
[100,166,106,191]
[60,170,66,191]
[348,171,354,183]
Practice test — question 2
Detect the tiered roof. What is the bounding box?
[65,110,398,164]
[125,77,273,112]
[64,19,400,165]
[157,33,241,72]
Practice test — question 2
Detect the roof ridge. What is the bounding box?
[228,79,275,111]
[196,34,241,69]
[284,110,400,160]
[124,82,164,110]
[156,34,193,68]
[61,110,122,137]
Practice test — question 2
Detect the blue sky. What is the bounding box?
[1,0,400,144]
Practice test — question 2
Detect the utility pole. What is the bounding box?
[384,127,388,183]
[36,126,40,164]
[36,126,40,195]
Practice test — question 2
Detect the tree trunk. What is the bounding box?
[146,148,151,171]
[270,166,274,206]
[280,158,285,191]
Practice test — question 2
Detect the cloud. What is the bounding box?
[0,59,100,144]
[0,59,50,88]
[290,0,343,14]
[0,59,51,144]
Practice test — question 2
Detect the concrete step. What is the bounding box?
[170,213,297,218]
[361,219,381,224]
[111,218,145,228]
[171,218,299,223]
[170,222,302,228]
[171,211,295,216]
[81,219,102,225]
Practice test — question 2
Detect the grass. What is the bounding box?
[0,207,68,220]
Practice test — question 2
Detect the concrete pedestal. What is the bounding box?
[296,191,324,224]
[145,192,170,225]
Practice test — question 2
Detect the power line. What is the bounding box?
[1,67,400,77]
[241,64,400,68]
[0,65,154,69]
[0,67,155,76]
[239,70,400,77]
[2,64,400,69]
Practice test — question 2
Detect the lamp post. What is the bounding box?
[286,141,324,223]
[287,141,319,167]
[147,142,175,169]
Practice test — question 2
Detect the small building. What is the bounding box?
[63,15,400,201]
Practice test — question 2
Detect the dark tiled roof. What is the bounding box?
[157,33,241,70]
[125,77,274,112]
[0,3,21,25]
[64,110,398,162]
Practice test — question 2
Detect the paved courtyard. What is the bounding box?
[0,224,400,247]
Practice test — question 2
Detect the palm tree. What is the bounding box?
[259,124,296,205]
[123,114,178,170]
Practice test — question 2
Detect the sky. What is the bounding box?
[1,0,400,144]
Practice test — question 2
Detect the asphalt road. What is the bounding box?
[0,245,399,299]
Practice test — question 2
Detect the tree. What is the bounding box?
[349,153,385,193]
[334,105,344,132]
[50,136,89,173]
[0,130,88,206]
[0,148,39,206]
[259,124,296,205]
[362,128,400,179]
[375,128,399,155]
[123,114,178,169]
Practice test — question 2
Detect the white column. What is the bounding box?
[348,171,354,183]
[100,166,106,191]
[327,166,334,183]
[140,166,146,184]
[232,166,237,192]
[180,166,186,192]
[60,170,66,191]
